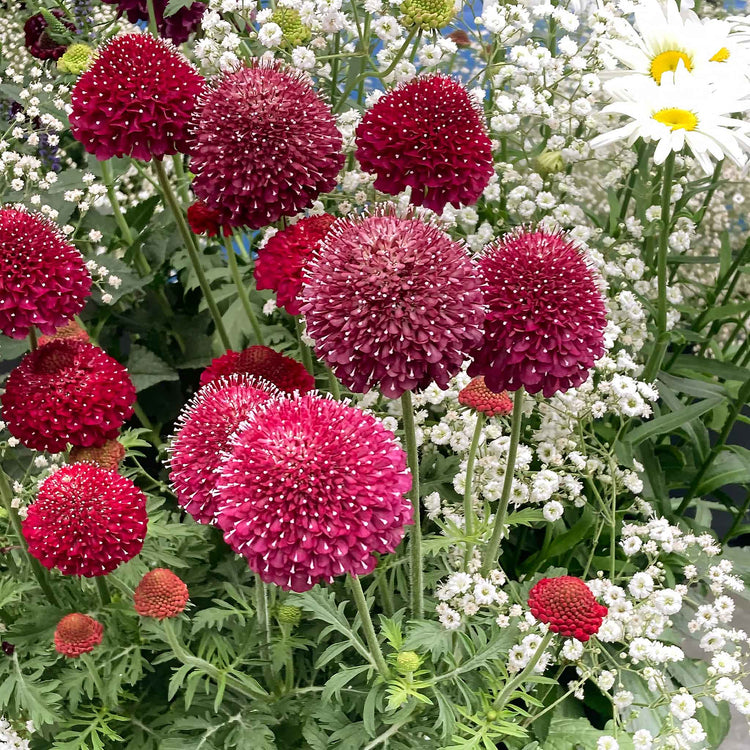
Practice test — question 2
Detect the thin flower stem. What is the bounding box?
[28,327,37,351]
[494,630,553,710]
[101,160,135,247]
[171,154,190,205]
[295,317,314,374]
[253,573,278,691]
[153,160,232,350]
[400,390,423,620]
[362,716,412,750]
[349,576,389,678]
[375,565,394,617]
[463,413,485,562]
[145,0,158,36]
[95,576,111,606]
[482,388,525,575]
[223,235,265,345]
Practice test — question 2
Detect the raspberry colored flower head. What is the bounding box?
[101,0,206,44]
[255,214,336,315]
[24,10,75,61]
[186,200,231,237]
[468,228,607,398]
[70,33,205,162]
[458,376,513,418]
[1,339,136,453]
[355,75,493,214]
[190,61,344,229]
[214,394,413,592]
[199,345,315,394]
[527,576,608,642]
[38,319,90,347]
[23,463,148,577]
[69,439,126,472]
[0,206,91,339]
[134,569,189,619]
[169,375,275,524]
[54,613,103,658]
[300,208,486,399]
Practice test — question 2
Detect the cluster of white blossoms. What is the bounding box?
[0,717,30,750]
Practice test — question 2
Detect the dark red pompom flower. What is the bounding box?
[69,439,126,472]
[54,613,104,657]
[186,200,231,237]
[214,394,413,591]
[0,207,91,339]
[458,376,513,418]
[101,0,206,44]
[355,74,493,214]
[190,61,344,229]
[70,33,205,161]
[23,463,148,577]
[169,375,274,524]
[255,214,336,315]
[469,228,607,398]
[134,569,189,619]
[24,10,75,61]
[301,208,486,398]
[1,339,136,453]
[199,345,314,394]
[528,576,608,642]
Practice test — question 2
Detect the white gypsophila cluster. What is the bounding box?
[0,717,30,750]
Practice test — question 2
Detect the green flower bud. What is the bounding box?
[57,44,94,75]
[400,0,455,31]
[271,8,310,48]
[535,149,565,175]
[485,710,498,722]
[395,650,421,674]
[276,604,302,626]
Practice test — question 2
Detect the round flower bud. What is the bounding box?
[57,43,94,75]
[536,149,565,175]
[271,8,310,47]
[400,0,455,31]
[134,569,189,620]
[276,604,302,626]
[54,613,103,658]
[395,651,421,674]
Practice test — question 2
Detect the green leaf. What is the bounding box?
[322,665,371,702]
[625,395,722,446]
[657,372,725,400]
[127,344,179,392]
[164,0,197,16]
[696,446,750,496]
[543,716,633,750]
[670,355,749,382]
[700,301,750,324]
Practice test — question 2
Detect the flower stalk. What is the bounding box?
[349,576,389,678]
[223,234,265,346]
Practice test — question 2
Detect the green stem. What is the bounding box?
[400,391,423,620]
[223,235,265,345]
[326,367,341,400]
[101,160,135,247]
[153,160,231,350]
[349,576,389,678]
[494,631,553,710]
[28,327,37,351]
[723,491,750,544]
[295,317,314,375]
[95,576,111,606]
[642,150,676,381]
[463,413,485,562]
[375,565,394,617]
[171,154,190,205]
[254,573,276,690]
[145,0,158,36]
[0,468,59,607]
[482,388,525,575]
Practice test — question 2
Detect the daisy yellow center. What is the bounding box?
[650,50,692,83]
[653,107,698,131]
[710,47,730,62]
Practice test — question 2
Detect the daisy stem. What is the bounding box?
[463,413,485,564]
[400,390,423,620]
[145,0,158,36]
[95,576,111,606]
[28,327,37,351]
[0,468,60,608]
[481,388,525,576]
[494,630,553,710]
[349,576,389,678]
[153,159,232,351]
[642,150,675,382]
[223,235,265,346]
[295,316,314,375]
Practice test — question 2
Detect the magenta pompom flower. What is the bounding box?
[214,395,413,592]
[169,376,275,524]
[355,74,493,214]
[1,339,136,453]
[469,228,607,398]
[101,0,206,44]
[300,208,486,398]
[23,463,148,577]
[190,61,344,230]
[0,207,91,339]
[70,33,205,161]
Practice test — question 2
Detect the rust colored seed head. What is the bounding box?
[134,568,189,619]
[69,439,126,472]
[54,613,103,658]
[458,376,513,417]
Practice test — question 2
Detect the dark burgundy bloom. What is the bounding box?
[101,0,206,44]
[186,200,231,237]
[24,10,75,61]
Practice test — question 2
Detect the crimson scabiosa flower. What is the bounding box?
[1,339,136,453]
[134,569,189,619]
[23,463,148,577]
[54,613,103,658]
[458,376,513,418]
[199,345,314,394]
[186,199,231,237]
[169,376,275,524]
[0,206,91,339]
[300,208,485,399]
[101,0,206,44]
[190,61,344,229]
[355,74,493,213]
[70,33,205,162]
[24,10,75,61]
[214,395,413,592]
[255,214,336,315]
[69,439,126,472]
[528,576,608,642]
[468,228,607,398]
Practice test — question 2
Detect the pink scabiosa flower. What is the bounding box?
[54,614,103,658]
[190,61,344,229]
[214,394,413,592]
[300,208,486,399]
[169,375,275,524]
[199,345,314,394]
[1,339,136,453]
[0,206,91,339]
[469,228,607,398]
[255,214,336,315]
[355,74,493,214]
[101,0,206,44]
[70,33,205,161]
[23,463,148,577]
